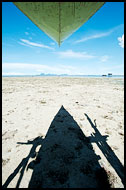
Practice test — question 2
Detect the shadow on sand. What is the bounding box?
[84,113,124,185]
[2,106,124,188]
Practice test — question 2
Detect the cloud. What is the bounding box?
[74,31,112,44]
[74,25,124,44]
[50,42,55,46]
[2,63,84,75]
[101,64,124,74]
[18,41,33,48]
[25,32,29,35]
[19,39,55,50]
[100,55,109,62]
[118,34,124,48]
[56,50,96,59]
[3,62,124,76]
[29,37,32,40]
[2,72,27,76]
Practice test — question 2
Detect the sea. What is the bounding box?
[2,75,124,78]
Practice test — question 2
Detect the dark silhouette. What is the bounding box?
[3,106,116,188]
[84,113,124,185]
[2,137,43,188]
[28,106,110,188]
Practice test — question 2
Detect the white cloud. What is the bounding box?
[2,72,27,76]
[18,41,33,48]
[100,55,109,62]
[25,32,29,35]
[56,50,96,59]
[50,42,55,46]
[2,62,124,76]
[74,25,124,44]
[29,37,32,40]
[19,39,55,50]
[74,31,112,44]
[118,34,124,48]
[2,63,85,75]
[101,64,124,74]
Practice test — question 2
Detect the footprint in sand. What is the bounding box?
[118,131,124,136]
[25,125,29,129]
[3,129,18,140]
[2,158,10,166]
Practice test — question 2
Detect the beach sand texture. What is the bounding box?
[2,77,124,188]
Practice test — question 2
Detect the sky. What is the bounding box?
[2,2,124,75]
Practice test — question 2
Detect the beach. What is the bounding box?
[2,76,124,188]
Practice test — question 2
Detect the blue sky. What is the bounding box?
[2,2,124,75]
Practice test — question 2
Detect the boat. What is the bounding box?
[13,2,105,46]
[108,73,112,77]
[102,75,107,77]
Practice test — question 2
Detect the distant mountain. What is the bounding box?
[40,73,68,76]
[2,73,124,78]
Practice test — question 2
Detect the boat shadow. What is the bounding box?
[2,106,124,188]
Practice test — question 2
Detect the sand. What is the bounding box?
[2,76,124,188]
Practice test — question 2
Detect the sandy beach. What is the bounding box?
[2,76,124,188]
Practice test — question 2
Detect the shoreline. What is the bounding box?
[2,75,124,78]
